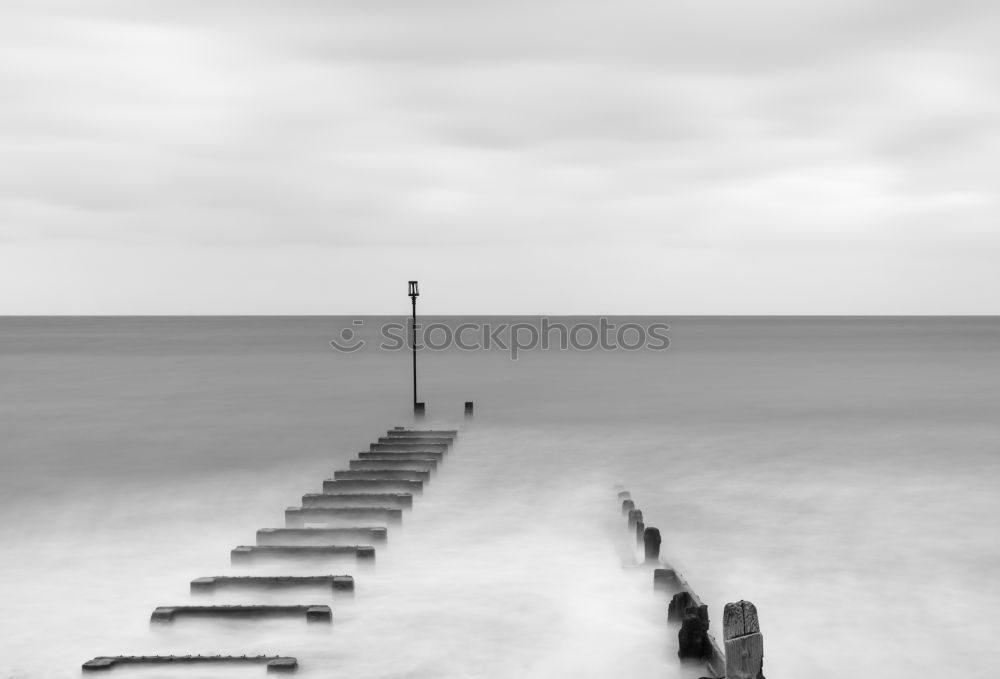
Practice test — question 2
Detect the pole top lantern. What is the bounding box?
[408,281,419,297]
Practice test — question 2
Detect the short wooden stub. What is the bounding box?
[723,600,764,679]
[643,527,661,563]
[627,508,643,530]
[653,568,677,593]
[677,604,713,661]
[635,520,645,547]
[617,491,631,501]
[621,499,635,516]
[668,590,695,623]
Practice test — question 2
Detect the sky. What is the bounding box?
[1,0,998,314]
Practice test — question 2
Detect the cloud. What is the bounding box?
[0,0,998,312]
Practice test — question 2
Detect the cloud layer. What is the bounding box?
[1,0,998,313]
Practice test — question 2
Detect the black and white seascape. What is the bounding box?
[1,3,999,679]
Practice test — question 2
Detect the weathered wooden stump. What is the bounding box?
[324,478,424,494]
[465,401,474,417]
[653,568,678,593]
[621,499,635,516]
[635,520,645,547]
[668,590,696,623]
[678,604,713,661]
[724,600,765,679]
[617,490,631,501]
[643,526,661,563]
[627,508,643,530]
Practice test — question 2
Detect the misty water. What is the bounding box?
[1,317,997,678]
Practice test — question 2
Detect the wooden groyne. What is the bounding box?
[615,486,766,679]
[82,426,458,673]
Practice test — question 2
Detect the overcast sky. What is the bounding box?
[1,0,998,314]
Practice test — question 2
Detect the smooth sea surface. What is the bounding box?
[0,317,997,678]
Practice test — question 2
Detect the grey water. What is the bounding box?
[0,317,997,678]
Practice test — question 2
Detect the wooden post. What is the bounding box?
[653,568,677,593]
[464,401,474,417]
[627,508,643,530]
[677,604,713,661]
[667,590,695,622]
[643,527,661,563]
[724,601,764,679]
[621,499,635,516]
[635,520,645,547]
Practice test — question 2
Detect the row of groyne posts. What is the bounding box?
[617,487,766,679]
[83,426,459,673]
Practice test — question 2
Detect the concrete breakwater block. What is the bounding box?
[286,506,402,527]
[357,451,443,462]
[335,469,432,481]
[257,528,387,546]
[191,575,354,594]
[323,479,423,494]
[377,436,452,446]
[350,458,437,471]
[83,655,298,673]
[232,545,375,564]
[386,429,457,437]
[151,605,332,624]
[370,442,447,452]
[302,493,413,509]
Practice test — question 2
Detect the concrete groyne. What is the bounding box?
[150,605,332,624]
[349,458,437,471]
[83,655,298,673]
[190,575,355,595]
[256,527,387,546]
[333,468,432,480]
[231,545,376,565]
[301,492,413,509]
[83,426,458,673]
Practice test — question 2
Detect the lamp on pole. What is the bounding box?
[408,281,423,415]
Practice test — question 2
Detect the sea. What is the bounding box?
[0,316,996,679]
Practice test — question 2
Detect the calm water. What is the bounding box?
[0,317,997,678]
